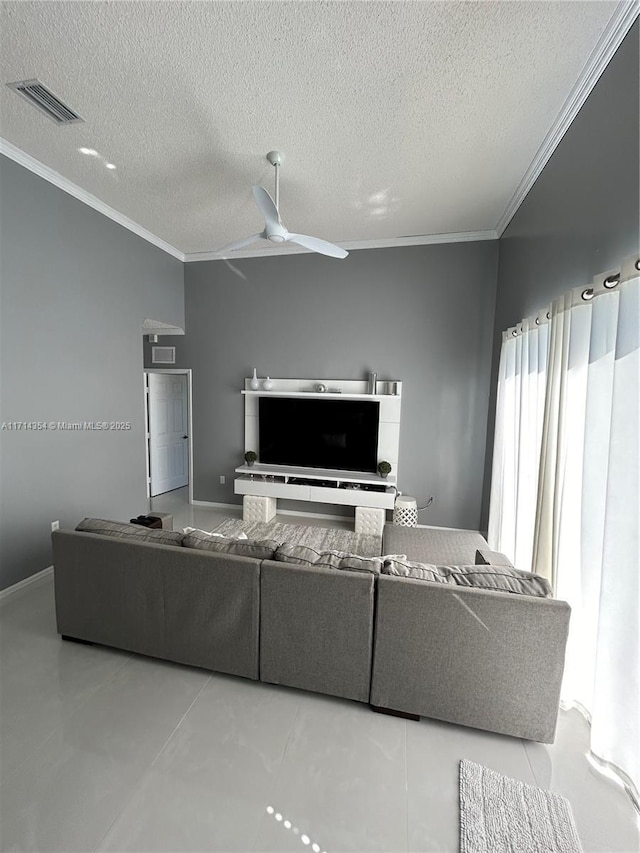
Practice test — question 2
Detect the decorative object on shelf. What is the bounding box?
[315,383,327,393]
[250,369,260,391]
[244,450,258,467]
[377,460,392,479]
[368,372,377,394]
[393,495,418,527]
[390,381,399,396]
[262,376,273,391]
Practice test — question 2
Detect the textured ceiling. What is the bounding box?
[0,1,627,257]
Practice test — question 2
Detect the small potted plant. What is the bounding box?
[244,450,258,467]
[378,460,392,479]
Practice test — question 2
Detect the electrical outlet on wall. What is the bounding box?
[219,475,226,485]
[51,520,59,531]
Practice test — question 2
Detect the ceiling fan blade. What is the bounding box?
[253,185,281,230]
[287,233,348,259]
[216,233,265,254]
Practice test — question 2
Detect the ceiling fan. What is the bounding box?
[216,151,348,260]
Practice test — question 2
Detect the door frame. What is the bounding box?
[144,368,193,503]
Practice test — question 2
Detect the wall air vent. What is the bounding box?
[152,347,176,365]
[6,79,84,125]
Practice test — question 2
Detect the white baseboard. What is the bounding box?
[414,522,483,533]
[190,500,241,510]
[0,565,54,601]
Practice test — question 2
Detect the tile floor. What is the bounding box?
[1,489,638,852]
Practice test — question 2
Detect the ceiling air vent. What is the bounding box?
[6,79,84,125]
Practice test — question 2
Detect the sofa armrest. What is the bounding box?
[260,561,375,702]
[370,575,570,742]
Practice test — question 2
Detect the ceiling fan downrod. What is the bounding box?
[266,150,282,210]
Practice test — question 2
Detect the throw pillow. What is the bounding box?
[448,564,552,597]
[381,558,454,584]
[75,517,184,547]
[475,548,514,567]
[182,531,277,560]
[274,543,384,574]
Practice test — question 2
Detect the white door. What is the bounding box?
[148,373,189,497]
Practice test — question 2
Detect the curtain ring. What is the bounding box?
[604,274,620,289]
[546,311,551,319]
[512,330,517,337]
[535,317,540,325]
[582,288,594,301]
[635,259,640,271]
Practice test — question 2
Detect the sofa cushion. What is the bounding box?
[274,543,384,574]
[182,531,277,560]
[75,517,184,547]
[475,548,514,567]
[381,558,454,584]
[448,565,552,597]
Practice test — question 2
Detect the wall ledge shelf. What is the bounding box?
[242,377,402,399]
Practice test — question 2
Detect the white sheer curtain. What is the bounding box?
[489,264,639,803]
[532,272,639,803]
[488,314,549,570]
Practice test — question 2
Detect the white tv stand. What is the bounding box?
[235,463,396,509]
[234,377,402,514]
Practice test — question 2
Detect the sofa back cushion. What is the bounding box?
[274,543,384,574]
[75,517,184,547]
[448,565,552,597]
[182,530,277,560]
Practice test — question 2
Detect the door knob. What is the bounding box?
[182,435,188,439]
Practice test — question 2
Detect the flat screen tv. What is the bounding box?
[259,397,379,473]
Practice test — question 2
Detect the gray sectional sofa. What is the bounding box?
[52,519,570,743]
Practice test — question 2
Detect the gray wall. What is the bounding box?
[0,155,184,590]
[183,241,499,530]
[480,22,640,530]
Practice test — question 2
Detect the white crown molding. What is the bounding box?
[342,230,498,250]
[183,229,498,263]
[0,137,186,261]
[496,1,639,236]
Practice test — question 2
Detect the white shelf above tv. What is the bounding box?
[241,390,393,401]
[242,377,402,398]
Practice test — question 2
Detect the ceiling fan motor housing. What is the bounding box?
[266,222,287,243]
